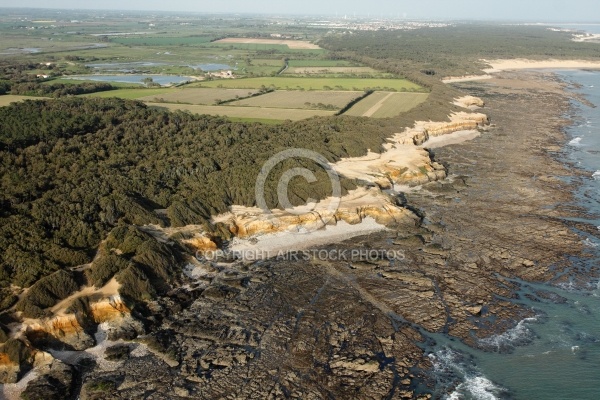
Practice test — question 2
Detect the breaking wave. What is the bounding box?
[569,137,583,145]
[429,347,508,400]
[477,317,538,353]
[448,377,506,400]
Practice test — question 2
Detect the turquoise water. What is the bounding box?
[65,74,192,86]
[419,71,600,399]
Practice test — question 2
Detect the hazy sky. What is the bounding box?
[1,0,599,21]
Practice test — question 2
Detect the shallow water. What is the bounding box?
[418,70,600,399]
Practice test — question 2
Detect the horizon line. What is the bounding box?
[0,7,599,24]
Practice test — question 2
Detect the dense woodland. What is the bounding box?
[11,82,115,98]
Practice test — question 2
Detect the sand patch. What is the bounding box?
[572,33,600,43]
[442,75,493,84]
[227,217,388,258]
[482,59,600,73]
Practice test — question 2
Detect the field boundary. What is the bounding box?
[216,88,274,105]
[336,91,373,116]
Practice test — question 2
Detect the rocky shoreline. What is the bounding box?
[1,70,595,399]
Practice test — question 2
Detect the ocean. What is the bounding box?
[417,70,600,399]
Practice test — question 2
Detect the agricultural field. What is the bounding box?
[287,59,355,67]
[285,66,380,75]
[228,90,362,110]
[0,12,425,123]
[213,38,322,50]
[150,102,335,121]
[0,95,48,106]
[343,92,429,118]
[111,36,214,46]
[240,58,285,76]
[208,42,325,55]
[83,88,171,99]
[192,77,424,91]
[138,88,261,105]
[43,79,141,88]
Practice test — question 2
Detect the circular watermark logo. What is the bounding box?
[255,148,341,234]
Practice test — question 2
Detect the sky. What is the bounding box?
[0,0,599,22]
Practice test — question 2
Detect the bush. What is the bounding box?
[115,264,156,302]
[15,270,79,318]
[85,253,130,288]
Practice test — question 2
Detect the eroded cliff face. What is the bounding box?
[22,295,131,349]
[335,109,488,189]
[0,294,134,385]
[210,187,419,241]
[0,353,21,384]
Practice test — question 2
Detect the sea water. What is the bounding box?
[417,70,600,399]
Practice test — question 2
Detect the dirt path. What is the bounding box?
[362,92,394,117]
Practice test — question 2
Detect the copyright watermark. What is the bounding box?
[255,148,341,234]
[196,249,405,263]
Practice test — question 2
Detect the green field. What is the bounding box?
[344,92,429,118]
[207,43,325,55]
[192,77,423,91]
[83,88,171,99]
[149,102,335,120]
[285,66,379,75]
[112,36,214,46]
[238,58,284,76]
[287,60,354,67]
[44,79,140,89]
[228,90,362,110]
[0,95,49,107]
[227,117,284,125]
[138,88,261,105]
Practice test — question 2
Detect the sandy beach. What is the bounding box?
[572,33,600,42]
[483,58,600,73]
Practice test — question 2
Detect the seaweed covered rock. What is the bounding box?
[21,358,74,400]
[104,344,132,361]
